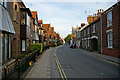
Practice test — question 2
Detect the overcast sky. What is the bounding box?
[23,0,117,38]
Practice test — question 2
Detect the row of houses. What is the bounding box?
[0,0,62,65]
[72,2,120,58]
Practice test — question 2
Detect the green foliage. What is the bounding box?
[17,54,25,59]
[64,34,73,43]
[31,43,43,53]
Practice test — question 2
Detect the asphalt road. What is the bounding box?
[53,45,120,78]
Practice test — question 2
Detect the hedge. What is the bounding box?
[31,43,43,53]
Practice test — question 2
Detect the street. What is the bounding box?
[25,45,120,79]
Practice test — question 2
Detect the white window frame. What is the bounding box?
[22,40,26,51]
[107,11,112,27]
[107,32,113,48]
[93,24,95,33]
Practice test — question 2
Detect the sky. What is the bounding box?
[23,0,117,38]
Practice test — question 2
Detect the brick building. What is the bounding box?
[31,11,39,43]
[6,1,26,59]
[38,20,43,43]
[0,2,15,64]
[87,9,104,24]
[20,8,32,53]
[101,2,120,57]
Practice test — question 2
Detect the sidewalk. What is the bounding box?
[78,48,120,64]
[25,49,51,78]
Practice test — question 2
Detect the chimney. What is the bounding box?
[98,9,99,13]
[81,23,85,27]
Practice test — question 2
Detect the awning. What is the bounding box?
[0,4,15,34]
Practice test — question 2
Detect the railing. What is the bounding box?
[2,50,40,80]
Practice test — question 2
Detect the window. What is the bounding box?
[5,34,8,61]
[107,11,112,27]
[14,4,18,21]
[0,34,3,62]
[22,40,26,51]
[107,32,113,48]
[9,35,11,59]
[3,0,7,8]
[84,30,86,36]
[50,35,52,39]
[93,24,95,33]
[0,0,3,5]
[88,39,89,47]
[87,28,89,34]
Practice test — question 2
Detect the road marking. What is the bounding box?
[54,48,67,80]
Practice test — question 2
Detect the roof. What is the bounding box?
[20,8,32,17]
[31,11,37,19]
[42,24,50,30]
[101,2,120,15]
[38,20,43,24]
[80,23,89,31]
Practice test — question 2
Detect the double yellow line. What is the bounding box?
[54,48,67,80]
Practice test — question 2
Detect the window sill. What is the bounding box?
[107,47,113,49]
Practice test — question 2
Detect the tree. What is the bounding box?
[64,34,72,44]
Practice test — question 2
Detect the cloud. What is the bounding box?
[23,1,116,38]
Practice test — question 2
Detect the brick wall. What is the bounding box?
[102,3,120,57]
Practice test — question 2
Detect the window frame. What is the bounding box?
[107,11,112,27]
[107,32,113,48]
[93,24,95,33]
[22,40,26,51]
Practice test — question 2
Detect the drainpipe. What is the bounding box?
[100,16,102,54]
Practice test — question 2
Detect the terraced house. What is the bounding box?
[101,2,120,57]
[31,11,39,43]
[0,1,15,64]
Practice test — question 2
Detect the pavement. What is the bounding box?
[25,49,51,79]
[24,45,120,78]
[24,47,60,79]
[77,48,120,65]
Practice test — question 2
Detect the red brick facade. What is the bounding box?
[101,2,120,57]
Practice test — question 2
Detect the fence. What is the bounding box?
[2,50,40,80]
